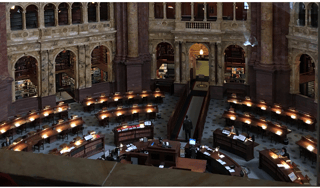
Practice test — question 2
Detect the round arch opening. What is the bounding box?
[156,42,174,79]
[298,54,315,98]
[91,45,109,84]
[55,50,76,101]
[224,45,245,83]
[14,56,38,100]
[189,43,209,80]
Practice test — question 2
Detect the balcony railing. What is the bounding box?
[186,22,211,29]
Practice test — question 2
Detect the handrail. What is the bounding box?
[193,90,210,143]
[167,86,187,139]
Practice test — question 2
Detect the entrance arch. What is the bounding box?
[91,45,109,84]
[189,43,209,80]
[55,50,76,101]
[298,54,315,98]
[155,42,174,79]
[223,45,245,83]
[14,56,39,100]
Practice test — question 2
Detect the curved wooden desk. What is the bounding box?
[259,149,310,185]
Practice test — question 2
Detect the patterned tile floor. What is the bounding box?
[1,94,317,185]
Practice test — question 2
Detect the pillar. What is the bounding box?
[233,2,236,21]
[85,45,92,88]
[209,42,216,85]
[22,10,26,30]
[163,3,167,19]
[261,3,273,65]
[181,42,187,83]
[217,42,223,86]
[96,3,100,22]
[149,3,154,19]
[127,3,139,58]
[186,44,190,82]
[204,3,207,21]
[305,5,308,26]
[40,50,49,97]
[47,50,55,96]
[55,7,59,26]
[68,5,72,25]
[78,45,86,89]
[110,3,114,27]
[217,3,223,21]
[174,41,180,83]
[38,8,44,28]
[290,61,300,94]
[83,3,88,24]
[245,46,250,84]
[151,53,156,79]
[314,64,318,103]
[175,3,181,21]
[191,3,194,21]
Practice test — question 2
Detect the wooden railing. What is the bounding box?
[193,89,210,144]
[167,86,187,139]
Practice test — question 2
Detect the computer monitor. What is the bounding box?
[189,138,196,145]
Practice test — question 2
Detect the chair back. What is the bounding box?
[252,135,255,142]
[292,162,298,168]
[305,175,310,181]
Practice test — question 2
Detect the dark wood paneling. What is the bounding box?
[209,85,223,99]
[39,95,56,109]
[294,94,317,117]
[77,82,112,103]
[10,97,39,116]
[174,83,187,96]
[255,67,275,104]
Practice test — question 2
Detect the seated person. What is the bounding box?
[230,126,238,135]
[279,147,290,159]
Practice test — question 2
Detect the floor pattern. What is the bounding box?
[201,98,317,185]
[0,94,317,185]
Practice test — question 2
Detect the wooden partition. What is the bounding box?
[193,90,210,143]
[167,86,187,139]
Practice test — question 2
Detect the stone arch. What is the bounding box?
[188,43,210,79]
[223,44,246,83]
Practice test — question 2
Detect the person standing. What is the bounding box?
[183,115,193,141]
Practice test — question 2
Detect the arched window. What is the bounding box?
[298,2,305,26]
[223,3,233,20]
[207,3,217,21]
[26,5,38,29]
[72,3,82,24]
[181,3,191,21]
[310,3,318,28]
[10,6,23,30]
[100,2,109,21]
[224,45,245,83]
[14,56,38,100]
[166,3,175,19]
[91,46,109,84]
[299,54,315,98]
[154,3,164,19]
[156,42,174,79]
[194,3,204,21]
[44,4,55,27]
[88,2,97,22]
[236,2,247,20]
[58,3,69,26]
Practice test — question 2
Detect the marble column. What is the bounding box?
[209,42,216,85]
[261,3,273,65]
[83,3,88,24]
[109,3,114,27]
[22,10,26,30]
[181,42,187,83]
[40,50,49,97]
[78,45,86,89]
[174,41,180,83]
[204,3,207,21]
[68,5,72,25]
[38,9,44,28]
[96,3,100,22]
[191,3,194,21]
[245,46,250,84]
[55,8,58,26]
[163,3,167,19]
[217,3,223,21]
[127,3,139,58]
[305,6,308,26]
[175,3,181,21]
[151,53,156,79]
[48,50,55,95]
[85,45,92,88]
[217,42,223,86]
[149,3,154,19]
[233,2,236,21]
[185,44,190,82]
[315,66,318,103]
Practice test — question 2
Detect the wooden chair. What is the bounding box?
[75,126,84,136]
[100,117,110,127]
[116,114,125,125]
[30,118,41,130]
[299,146,306,160]
[146,112,156,122]
[5,129,14,140]
[131,113,139,123]
[34,140,44,152]
[58,129,69,141]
